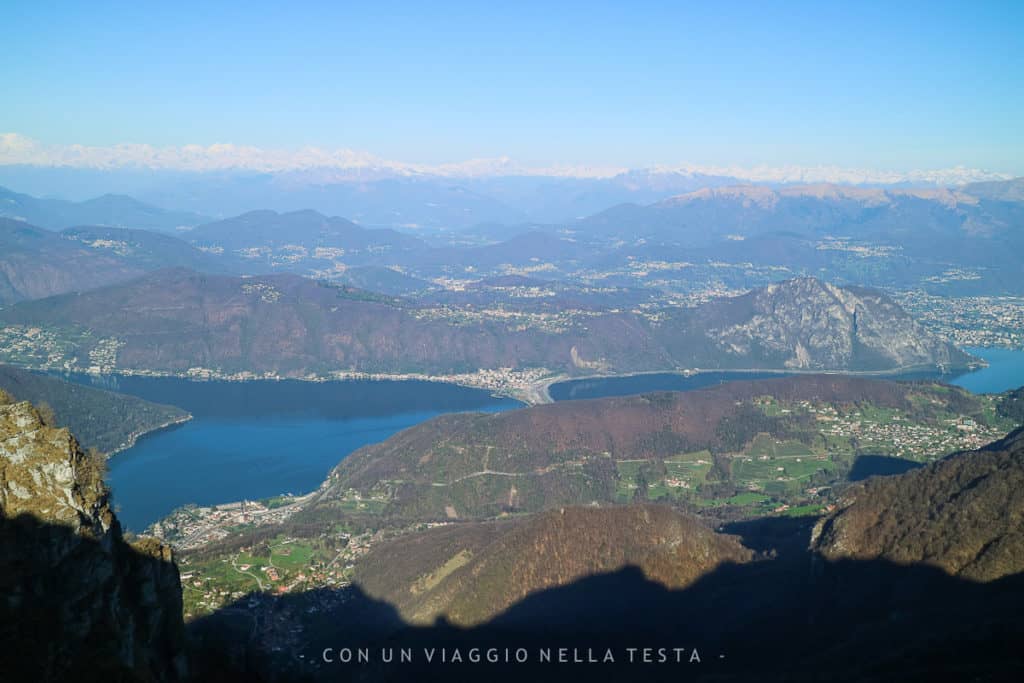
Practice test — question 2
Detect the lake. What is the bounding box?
[549,371,786,402]
[63,375,520,531]
[549,348,1024,401]
[69,347,1024,531]
[948,347,1024,394]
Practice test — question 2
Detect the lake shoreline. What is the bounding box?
[33,358,984,408]
[106,413,194,458]
[79,349,1020,531]
[540,361,986,404]
[97,375,523,531]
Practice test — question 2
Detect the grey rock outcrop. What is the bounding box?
[0,396,187,681]
[706,278,972,371]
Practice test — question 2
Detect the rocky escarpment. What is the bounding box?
[0,393,186,681]
[703,277,973,371]
[811,426,1024,581]
[354,504,754,626]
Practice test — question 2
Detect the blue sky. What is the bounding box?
[1,0,1022,172]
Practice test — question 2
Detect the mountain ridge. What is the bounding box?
[304,375,1000,523]
[0,217,241,305]
[354,504,754,626]
[812,425,1024,581]
[189,208,429,255]
[0,271,972,379]
[0,364,190,455]
[0,183,209,232]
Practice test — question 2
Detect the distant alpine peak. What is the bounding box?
[1,133,1013,188]
[643,163,1012,187]
[657,183,982,208]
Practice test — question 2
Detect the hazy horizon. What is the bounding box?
[1,133,1018,186]
[3,1,1022,175]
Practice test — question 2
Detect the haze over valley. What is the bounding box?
[2,2,1023,681]
[4,161,1024,682]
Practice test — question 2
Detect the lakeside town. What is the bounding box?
[148,492,320,552]
[892,291,1024,349]
[0,322,558,400]
[156,387,1018,615]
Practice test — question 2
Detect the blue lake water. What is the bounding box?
[549,371,786,402]
[948,348,1024,394]
[550,348,1024,402]
[64,347,1024,531]
[62,375,520,531]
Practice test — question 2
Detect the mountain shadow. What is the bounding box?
[188,531,1024,682]
[847,454,926,481]
[0,514,186,683]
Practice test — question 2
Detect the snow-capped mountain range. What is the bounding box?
[0,133,1012,187]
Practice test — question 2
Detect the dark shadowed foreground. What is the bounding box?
[190,427,1024,682]
[190,524,1024,682]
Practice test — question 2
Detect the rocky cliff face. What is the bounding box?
[811,426,1024,581]
[0,395,186,681]
[704,277,972,371]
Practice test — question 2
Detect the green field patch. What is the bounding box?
[664,449,713,463]
[733,434,830,489]
[234,552,267,570]
[746,434,814,458]
[855,404,902,424]
[693,492,772,508]
[184,556,266,594]
[646,483,672,501]
[336,497,388,514]
[762,480,790,496]
[661,450,712,493]
[727,492,771,506]
[775,441,814,456]
[614,460,645,502]
[755,397,792,417]
[663,462,710,485]
[747,433,776,457]
[615,459,681,502]
[731,457,779,481]
[824,434,854,455]
[781,503,826,517]
[260,494,297,509]
[412,550,473,594]
[270,542,315,571]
